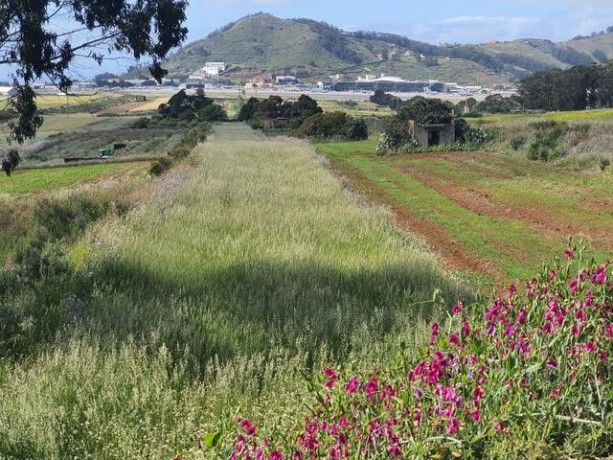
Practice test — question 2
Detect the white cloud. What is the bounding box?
[412,16,538,44]
[439,15,535,27]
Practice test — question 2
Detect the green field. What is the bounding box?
[477,107,613,124]
[317,140,613,283]
[0,162,146,195]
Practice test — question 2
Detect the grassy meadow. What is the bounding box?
[0,162,147,196]
[0,91,612,458]
[0,124,467,459]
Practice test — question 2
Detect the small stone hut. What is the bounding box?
[408,120,455,147]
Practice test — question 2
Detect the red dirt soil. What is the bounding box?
[397,157,613,251]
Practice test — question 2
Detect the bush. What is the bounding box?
[377,117,415,154]
[510,135,527,151]
[198,104,228,122]
[599,157,610,172]
[297,112,368,141]
[527,121,569,161]
[169,145,192,159]
[149,157,173,176]
[132,117,150,129]
[223,252,613,459]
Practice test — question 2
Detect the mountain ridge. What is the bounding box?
[160,13,613,86]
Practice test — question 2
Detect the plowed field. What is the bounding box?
[318,141,613,285]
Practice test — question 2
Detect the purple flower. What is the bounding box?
[364,378,379,397]
[345,376,359,394]
[240,419,258,436]
[592,265,608,285]
[447,417,460,435]
[387,444,402,457]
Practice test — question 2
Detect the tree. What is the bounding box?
[398,97,454,124]
[1,0,188,143]
[1,149,20,176]
[93,72,119,87]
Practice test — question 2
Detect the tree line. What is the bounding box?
[238,94,368,141]
[519,62,613,111]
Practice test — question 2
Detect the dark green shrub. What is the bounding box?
[526,121,569,161]
[599,157,610,171]
[132,117,150,129]
[377,117,414,154]
[510,135,527,151]
[33,197,110,241]
[297,112,368,141]
[149,157,173,176]
[198,104,228,122]
[169,145,192,159]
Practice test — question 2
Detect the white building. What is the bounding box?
[0,86,17,96]
[203,62,226,76]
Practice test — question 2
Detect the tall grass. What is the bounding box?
[0,124,466,458]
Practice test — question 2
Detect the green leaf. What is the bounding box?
[204,432,222,449]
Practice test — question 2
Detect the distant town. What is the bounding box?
[1,60,518,100]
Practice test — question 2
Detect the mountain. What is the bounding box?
[160,13,613,86]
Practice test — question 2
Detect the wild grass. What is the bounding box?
[0,123,467,458]
[477,108,613,124]
[0,163,146,196]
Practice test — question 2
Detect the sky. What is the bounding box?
[184,0,613,44]
[3,0,613,81]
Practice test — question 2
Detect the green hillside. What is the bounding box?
[161,13,613,85]
[163,13,376,77]
[565,31,613,61]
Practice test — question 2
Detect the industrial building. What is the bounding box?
[330,76,449,93]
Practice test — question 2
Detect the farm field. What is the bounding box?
[478,107,613,124]
[317,140,613,284]
[0,162,147,196]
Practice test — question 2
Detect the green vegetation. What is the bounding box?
[296,111,368,141]
[0,162,143,195]
[520,61,613,111]
[157,89,228,123]
[0,124,468,458]
[317,140,613,282]
[238,94,322,130]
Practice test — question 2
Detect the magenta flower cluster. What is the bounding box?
[227,252,612,458]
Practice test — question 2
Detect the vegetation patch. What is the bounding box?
[317,142,613,281]
[223,254,612,459]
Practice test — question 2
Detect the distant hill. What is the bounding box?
[159,13,613,86]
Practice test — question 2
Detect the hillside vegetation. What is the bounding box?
[161,13,613,84]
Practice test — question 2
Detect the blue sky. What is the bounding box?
[3,0,613,81]
[185,0,613,44]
